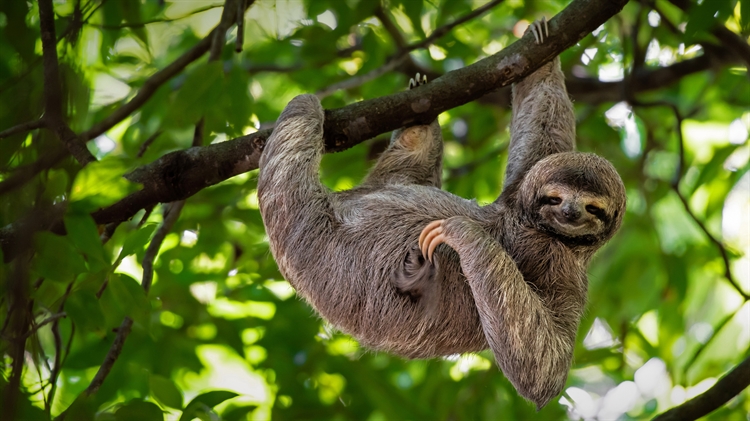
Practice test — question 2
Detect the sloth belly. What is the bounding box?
[287,185,491,358]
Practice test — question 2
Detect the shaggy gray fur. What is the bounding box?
[257,54,626,408]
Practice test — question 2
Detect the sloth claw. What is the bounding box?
[419,220,446,262]
[528,17,549,44]
[408,72,428,90]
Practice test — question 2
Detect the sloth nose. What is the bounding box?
[562,203,582,221]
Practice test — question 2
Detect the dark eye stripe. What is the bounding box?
[585,205,601,214]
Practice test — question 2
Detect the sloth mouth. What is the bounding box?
[552,214,588,229]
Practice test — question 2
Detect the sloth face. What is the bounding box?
[535,183,614,240]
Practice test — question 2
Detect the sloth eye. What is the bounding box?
[545,196,562,205]
[585,204,602,215]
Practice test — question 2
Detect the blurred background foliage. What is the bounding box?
[0,0,749,420]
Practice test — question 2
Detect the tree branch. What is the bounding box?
[666,0,750,71]
[0,148,69,195]
[77,0,245,401]
[89,0,629,226]
[80,35,213,141]
[316,0,505,99]
[88,3,224,29]
[633,99,748,300]
[653,355,750,421]
[0,119,45,140]
[38,0,96,166]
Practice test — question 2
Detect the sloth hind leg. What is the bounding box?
[362,73,444,188]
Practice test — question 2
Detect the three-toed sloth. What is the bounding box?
[257,22,626,408]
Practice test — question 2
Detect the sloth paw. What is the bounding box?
[526,17,549,44]
[419,219,446,262]
[408,72,428,90]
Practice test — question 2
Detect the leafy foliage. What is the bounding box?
[0,0,748,420]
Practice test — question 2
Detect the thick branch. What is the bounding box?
[653,355,750,421]
[78,0,243,401]
[483,43,740,107]
[90,0,629,226]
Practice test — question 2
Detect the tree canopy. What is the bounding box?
[0,0,749,420]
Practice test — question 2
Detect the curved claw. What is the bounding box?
[528,17,549,45]
[408,72,428,90]
[418,220,446,262]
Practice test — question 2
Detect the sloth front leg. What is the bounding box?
[362,73,444,188]
[503,17,576,199]
[418,216,574,409]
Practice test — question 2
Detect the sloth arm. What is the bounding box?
[502,21,576,200]
[420,216,575,409]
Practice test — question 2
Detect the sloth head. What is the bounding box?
[519,152,626,246]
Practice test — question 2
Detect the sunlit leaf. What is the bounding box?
[65,212,109,272]
[179,391,238,421]
[118,224,157,261]
[115,400,163,421]
[149,374,184,409]
[70,157,136,209]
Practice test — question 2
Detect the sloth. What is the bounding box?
[257,20,626,409]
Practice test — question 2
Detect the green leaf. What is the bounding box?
[31,231,88,282]
[121,0,149,48]
[684,0,734,39]
[164,62,223,128]
[149,374,184,409]
[742,0,750,32]
[118,224,157,261]
[398,0,425,38]
[57,393,97,421]
[179,391,238,421]
[71,157,135,209]
[65,212,109,272]
[109,274,151,326]
[115,400,163,421]
[66,290,107,334]
[222,405,257,421]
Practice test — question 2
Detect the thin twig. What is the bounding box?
[408,0,505,51]
[38,0,96,165]
[89,4,224,29]
[653,355,750,421]
[0,119,46,140]
[45,282,73,415]
[0,147,68,195]
[77,0,248,400]
[83,317,133,396]
[316,0,505,98]
[684,310,737,375]
[80,35,213,141]
[374,5,408,50]
[315,56,409,98]
[143,202,185,293]
[235,0,245,52]
[136,130,162,158]
[632,100,748,299]
[24,312,67,338]
[665,0,750,72]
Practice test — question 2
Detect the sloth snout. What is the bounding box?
[562,203,582,221]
